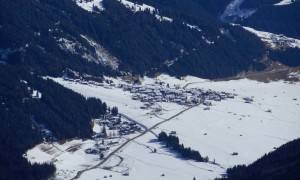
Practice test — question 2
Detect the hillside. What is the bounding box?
[0,0,266,79]
[241,0,300,67]
[0,66,108,179]
[1,0,300,179]
[242,1,300,39]
[226,138,300,180]
[215,0,300,69]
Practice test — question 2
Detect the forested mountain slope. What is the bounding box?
[242,1,300,39]
[1,0,299,179]
[225,138,300,180]
[0,0,266,79]
[0,65,108,179]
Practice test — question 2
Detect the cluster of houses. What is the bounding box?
[63,77,115,89]
[63,77,248,110]
[64,76,261,110]
[85,145,109,154]
[63,76,238,108]
[121,82,237,109]
[85,114,143,155]
[270,34,296,47]
[95,114,143,136]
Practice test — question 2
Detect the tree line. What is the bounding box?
[158,131,208,162]
[221,138,300,180]
[1,0,266,79]
[0,65,112,179]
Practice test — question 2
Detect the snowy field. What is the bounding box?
[26,75,300,179]
[26,126,130,179]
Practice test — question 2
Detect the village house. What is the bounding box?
[203,101,212,106]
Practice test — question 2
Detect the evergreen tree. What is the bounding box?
[112,106,118,116]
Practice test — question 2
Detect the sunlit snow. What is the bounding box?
[27,75,300,179]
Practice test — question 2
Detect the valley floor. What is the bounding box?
[26,75,300,180]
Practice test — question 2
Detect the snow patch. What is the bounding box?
[185,23,202,32]
[220,0,256,23]
[119,0,155,13]
[274,0,295,6]
[31,90,42,99]
[164,58,178,67]
[81,35,119,70]
[73,0,104,12]
[155,15,173,22]
[119,0,173,23]
[202,36,214,45]
[242,26,300,49]
[288,71,300,80]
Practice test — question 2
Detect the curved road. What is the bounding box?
[71,98,203,179]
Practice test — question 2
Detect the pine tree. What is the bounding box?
[112,106,118,116]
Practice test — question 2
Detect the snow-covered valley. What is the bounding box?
[26,75,300,179]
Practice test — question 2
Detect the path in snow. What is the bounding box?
[71,98,204,179]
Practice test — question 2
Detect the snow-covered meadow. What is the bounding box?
[26,75,300,179]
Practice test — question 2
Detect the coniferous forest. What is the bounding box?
[0,0,267,79]
[239,1,300,67]
[158,131,207,162]
[222,138,300,180]
[0,65,108,179]
[242,1,300,39]
[0,0,300,179]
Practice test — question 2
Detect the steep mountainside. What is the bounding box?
[242,1,300,39]
[216,0,300,68]
[0,0,299,179]
[241,0,300,67]
[0,66,108,179]
[0,0,266,79]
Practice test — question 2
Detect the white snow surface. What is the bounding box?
[80,132,225,180]
[119,0,155,13]
[275,0,295,6]
[73,0,104,12]
[155,79,300,167]
[81,35,119,70]
[28,75,300,179]
[155,14,173,22]
[119,0,173,23]
[26,137,129,179]
[220,0,256,23]
[26,139,100,179]
[242,26,300,49]
[31,90,42,99]
[186,23,202,32]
